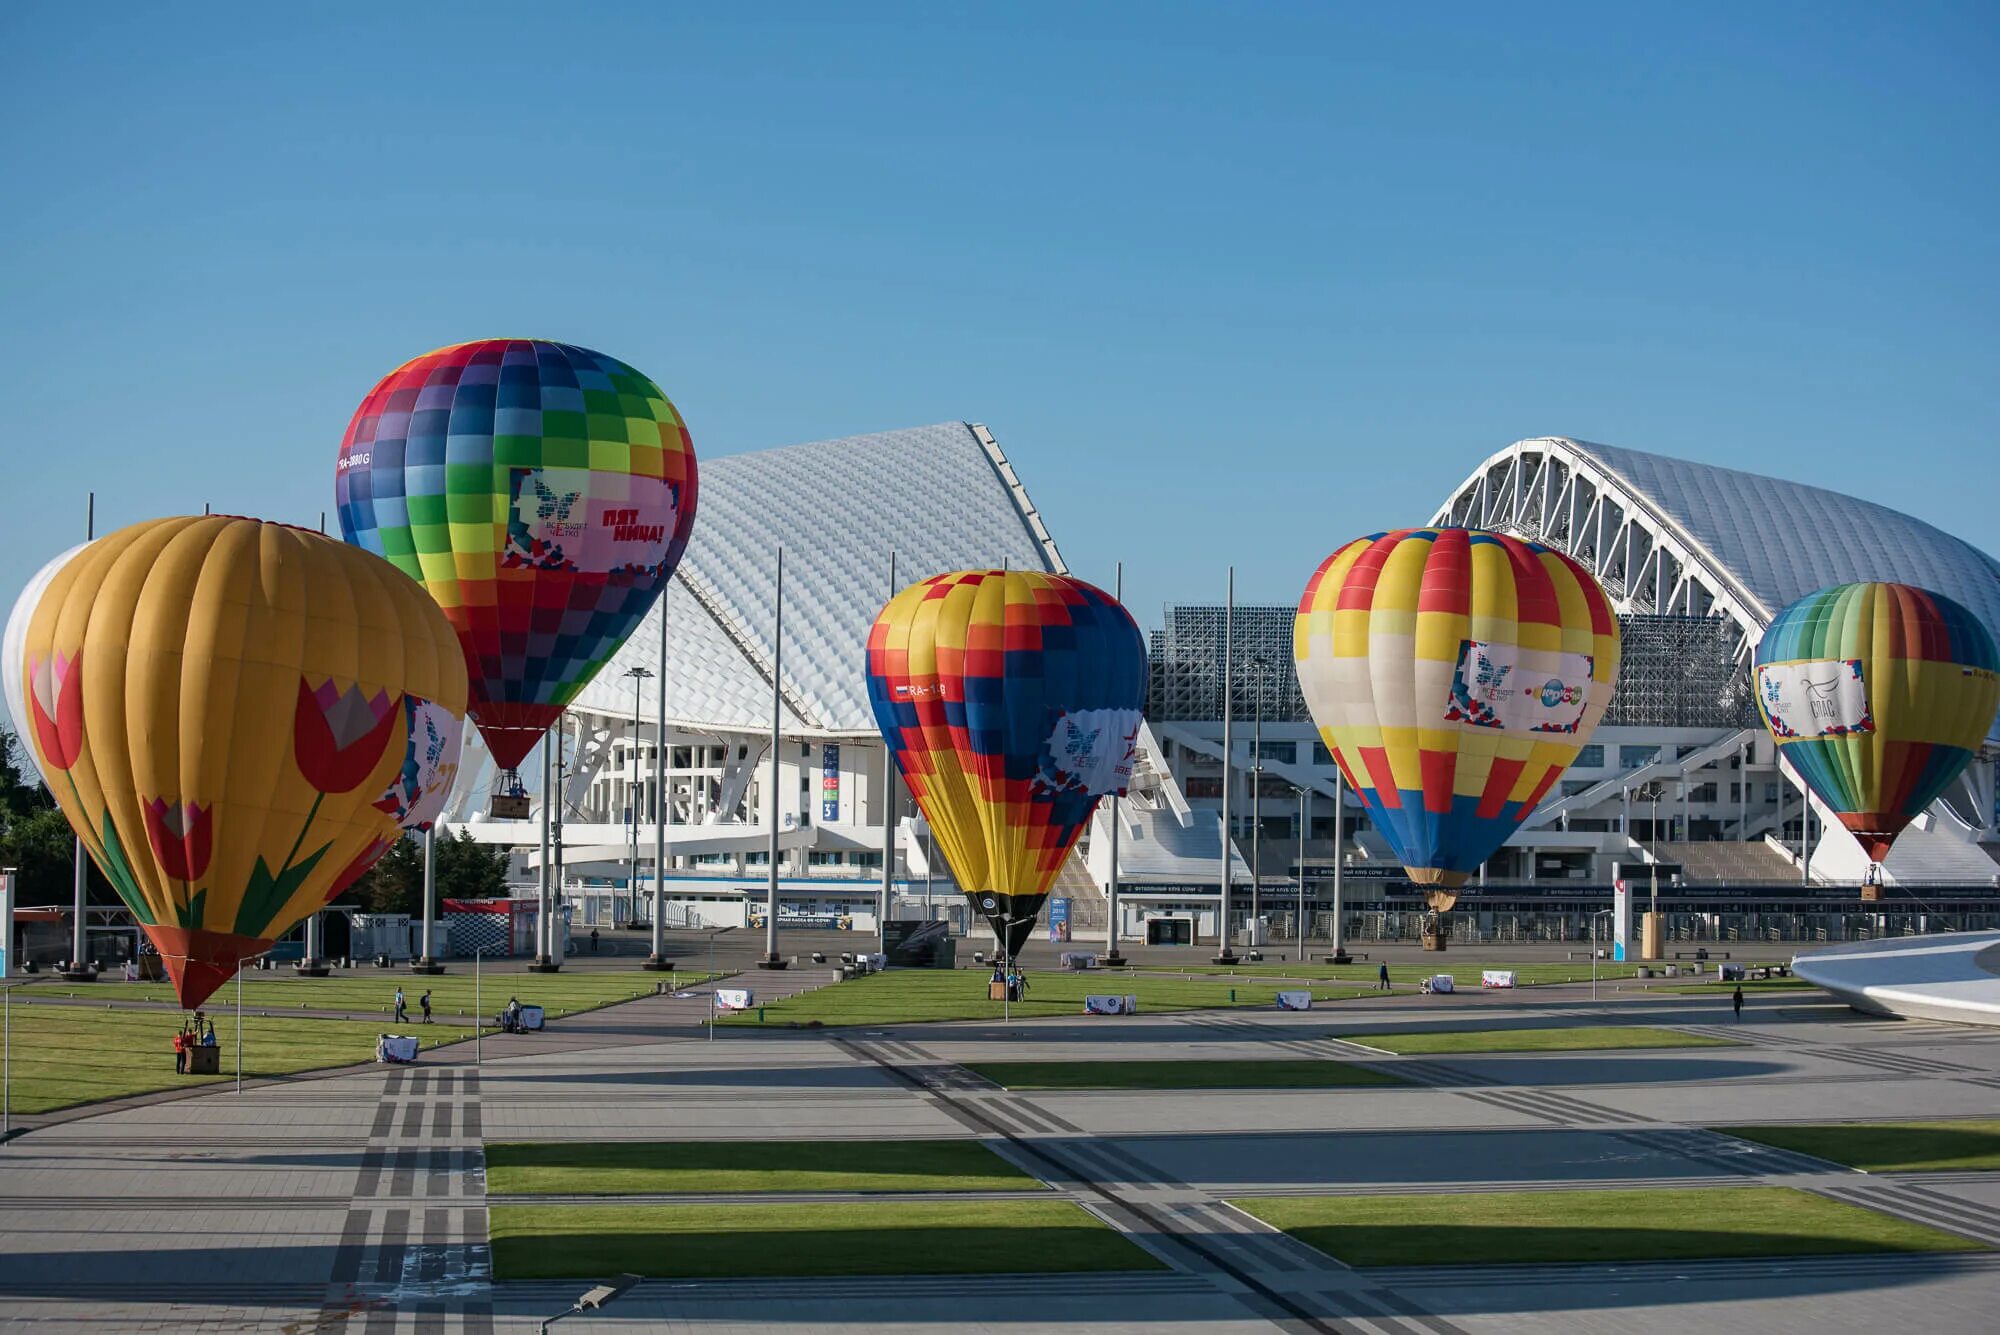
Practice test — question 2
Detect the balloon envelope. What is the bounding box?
[1295,528,1620,904]
[18,516,469,1008]
[1754,581,2000,862]
[4,542,88,787]
[335,339,697,770]
[866,570,1146,957]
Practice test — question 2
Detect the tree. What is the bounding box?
[335,828,512,916]
[435,829,511,900]
[1,723,116,905]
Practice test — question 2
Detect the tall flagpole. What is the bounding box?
[647,588,672,970]
[1215,566,1238,964]
[759,547,787,970]
[878,551,897,956]
[1105,561,1127,967]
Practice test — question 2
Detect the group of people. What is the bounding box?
[391,987,433,1024]
[988,964,1029,1002]
[170,1014,218,1073]
[496,996,530,1032]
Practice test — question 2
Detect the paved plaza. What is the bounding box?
[3,966,1999,1333]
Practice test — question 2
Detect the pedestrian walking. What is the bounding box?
[590,928,600,954]
[1378,963,1391,991]
[394,986,409,1024]
[419,990,433,1024]
[1732,985,1744,1021]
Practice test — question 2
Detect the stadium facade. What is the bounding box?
[492,430,2000,949]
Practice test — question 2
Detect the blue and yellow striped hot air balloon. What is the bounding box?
[1754,582,1999,865]
[1294,528,1621,909]
[865,570,1146,960]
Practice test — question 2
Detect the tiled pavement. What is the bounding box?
[2,977,1998,1331]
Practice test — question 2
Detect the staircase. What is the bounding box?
[1051,845,1105,932]
[1655,840,1800,884]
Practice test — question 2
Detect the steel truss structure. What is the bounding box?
[1147,604,1310,723]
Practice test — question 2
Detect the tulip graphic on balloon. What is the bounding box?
[16,515,469,1009]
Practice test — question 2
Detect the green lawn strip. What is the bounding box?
[0,1004,471,1114]
[965,1058,1403,1091]
[719,969,1374,1027]
[1231,1187,1984,1267]
[1714,1121,2000,1173]
[1123,961,1788,987]
[486,1139,1042,1195]
[1350,1025,1740,1055]
[80,967,697,1020]
[488,1199,1165,1279]
[1666,977,1819,993]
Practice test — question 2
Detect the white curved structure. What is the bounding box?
[1794,931,2000,1026]
[1432,437,2000,883]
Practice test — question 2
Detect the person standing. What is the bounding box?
[1378,963,1391,991]
[419,990,433,1025]
[394,986,409,1025]
[1732,985,1745,1021]
[590,928,600,954]
[172,1027,188,1074]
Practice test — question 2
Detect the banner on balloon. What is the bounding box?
[1755,659,1874,740]
[1444,640,1595,734]
[1036,707,1142,796]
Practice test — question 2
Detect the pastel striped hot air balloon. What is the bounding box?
[4,541,89,786]
[1294,528,1621,911]
[18,516,469,1009]
[1754,582,1999,866]
[866,571,1147,960]
[335,339,697,775]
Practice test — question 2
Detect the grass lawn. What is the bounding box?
[1232,1187,1983,1267]
[488,1199,1164,1279]
[1348,1024,1740,1055]
[1125,960,1657,987]
[0,1001,471,1114]
[486,1139,1041,1195]
[1715,1121,2000,1173]
[965,1058,1404,1091]
[719,969,1374,1027]
[86,967,694,1021]
[1668,977,1820,993]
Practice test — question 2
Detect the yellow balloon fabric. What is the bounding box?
[1295,528,1621,900]
[19,516,468,1008]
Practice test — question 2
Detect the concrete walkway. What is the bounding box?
[2,976,1998,1332]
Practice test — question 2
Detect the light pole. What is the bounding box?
[625,667,653,931]
[648,587,673,971]
[1293,785,1309,962]
[880,550,897,956]
[758,546,787,971]
[1329,761,1350,965]
[1104,560,1125,967]
[1249,655,1266,941]
[1214,567,1238,965]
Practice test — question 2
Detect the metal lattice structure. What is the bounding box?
[1602,615,1757,729]
[1146,604,1310,723]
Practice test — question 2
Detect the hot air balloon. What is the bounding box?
[1294,528,1621,933]
[334,339,697,785]
[4,542,88,786]
[1753,581,1999,878]
[18,516,469,1009]
[866,570,1146,961]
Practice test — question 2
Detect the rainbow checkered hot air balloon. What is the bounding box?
[335,339,697,773]
[1294,528,1621,910]
[1754,582,1999,865]
[866,571,1146,960]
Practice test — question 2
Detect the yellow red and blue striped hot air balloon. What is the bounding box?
[1754,581,1999,867]
[1294,528,1621,911]
[866,570,1147,960]
[18,515,469,1010]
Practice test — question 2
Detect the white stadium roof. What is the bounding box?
[569,421,1064,736]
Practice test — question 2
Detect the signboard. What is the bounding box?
[1276,990,1313,1011]
[821,744,840,823]
[1048,897,1072,942]
[1084,994,1138,1015]
[1481,970,1517,989]
[1613,878,1630,962]
[714,988,754,1012]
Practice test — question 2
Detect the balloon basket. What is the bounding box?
[1859,884,1881,903]
[642,957,676,972]
[409,959,446,976]
[1420,931,1447,952]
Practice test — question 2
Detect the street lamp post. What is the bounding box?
[758,546,788,971]
[625,667,653,931]
[1249,656,1265,943]
[1214,567,1238,965]
[647,589,673,971]
[1293,785,1309,962]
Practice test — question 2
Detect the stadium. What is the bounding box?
[502,429,2000,951]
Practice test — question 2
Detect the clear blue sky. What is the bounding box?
[3,3,1994,628]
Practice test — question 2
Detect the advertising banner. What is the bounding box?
[1481,970,1517,989]
[1613,878,1630,962]
[1276,990,1313,1011]
[1444,639,1595,734]
[821,744,841,823]
[1048,897,1072,942]
[1084,994,1138,1015]
[714,988,754,1012]
[1756,659,1874,739]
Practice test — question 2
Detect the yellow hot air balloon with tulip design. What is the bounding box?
[18,515,468,1009]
